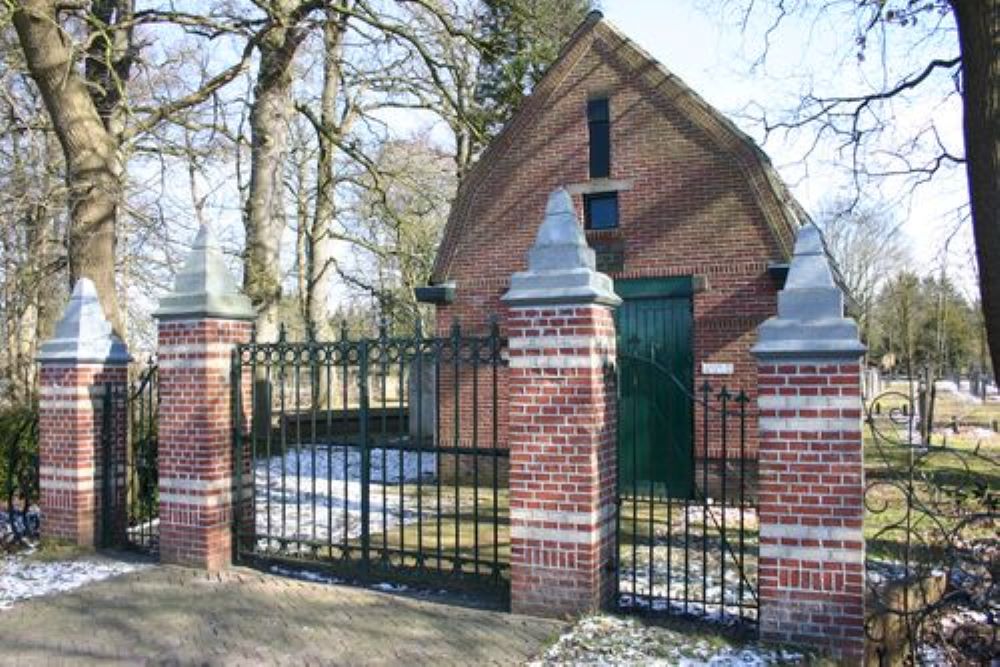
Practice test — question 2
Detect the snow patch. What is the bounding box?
[529,614,807,666]
[0,553,149,610]
[254,443,438,551]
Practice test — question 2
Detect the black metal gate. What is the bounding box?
[232,323,509,602]
[615,350,758,630]
[101,361,159,554]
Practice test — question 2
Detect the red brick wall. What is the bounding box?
[38,363,128,546]
[434,30,787,470]
[157,318,253,570]
[756,359,865,660]
[507,304,617,616]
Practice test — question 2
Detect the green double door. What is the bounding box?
[616,278,694,498]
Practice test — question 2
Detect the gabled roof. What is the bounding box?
[431,11,804,283]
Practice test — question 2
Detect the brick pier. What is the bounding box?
[37,279,130,547]
[752,224,867,660]
[503,189,621,616]
[153,224,255,569]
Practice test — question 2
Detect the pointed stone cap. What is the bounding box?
[502,189,621,307]
[752,224,866,359]
[37,279,130,364]
[154,224,255,321]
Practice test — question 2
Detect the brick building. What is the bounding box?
[420,11,806,495]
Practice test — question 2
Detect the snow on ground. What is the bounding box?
[254,444,438,549]
[529,615,808,666]
[0,552,150,610]
[619,503,758,623]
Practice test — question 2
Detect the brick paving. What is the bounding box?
[0,564,564,666]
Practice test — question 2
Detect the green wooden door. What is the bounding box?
[616,278,694,498]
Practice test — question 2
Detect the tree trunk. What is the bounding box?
[243,22,304,341]
[12,0,123,333]
[306,12,347,342]
[952,0,1000,383]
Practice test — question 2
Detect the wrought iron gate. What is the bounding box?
[232,323,509,602]
[101,361,159,553]
[864,388,998,665]
[615,349,758,630]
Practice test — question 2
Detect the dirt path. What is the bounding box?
[0,564,563,666]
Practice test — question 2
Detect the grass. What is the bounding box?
[250,482,511,586]
[863,385,999,564]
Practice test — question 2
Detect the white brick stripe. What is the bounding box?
[510,336,615,351]
[761,524,862,542]
[41,478,97,491]
[40,467,97,491]
[511,517,615,545]
[760,417,861,432]
[757,396,860,410]
[158,343,236,356]
[510,354,614,369]
[511,504,615,525]
[39,399,101,410]
[760,543,864,564]
[159,477,231,492]
[40,465,95,479]
[158,357,232,370]
[160,493,229,508]
[40,386,109,398]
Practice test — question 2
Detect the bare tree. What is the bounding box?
[242,0,321,341]
[814,199,909,337]
[337,136,455,331]
[10,0,253,331]
[727,1,999,382]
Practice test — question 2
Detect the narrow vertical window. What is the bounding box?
[587,98,610,178]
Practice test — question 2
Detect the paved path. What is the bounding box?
[0,564,564,666]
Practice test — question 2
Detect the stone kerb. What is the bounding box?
[153,224,255,570]
[502,188,621,617]
[37,278,130,547]
[751,224,867,660]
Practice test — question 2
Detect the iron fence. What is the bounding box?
[615,351,758,630]
[865,389,998,665]
[232,322,509,601]
[100,361,159,554]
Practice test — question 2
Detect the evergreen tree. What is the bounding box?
[474,0,594,138]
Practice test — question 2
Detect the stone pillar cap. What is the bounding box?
[502,188,621,307]
[37,278,130,365]
[154,223,255,321]
[752,224,866,359]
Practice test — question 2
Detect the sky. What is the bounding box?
[596,0,977,295]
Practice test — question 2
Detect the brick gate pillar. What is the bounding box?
[37,279,130,547]
[153,224,255,569]
[502,189,621,617]
[751,224,867,660]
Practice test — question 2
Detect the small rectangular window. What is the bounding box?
[584,192,619,230]
[587,98,610,178]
